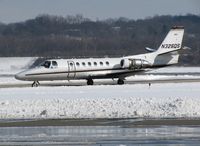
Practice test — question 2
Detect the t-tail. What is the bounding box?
[153,26,184,66]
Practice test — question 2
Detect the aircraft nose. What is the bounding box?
[15,72,26,80]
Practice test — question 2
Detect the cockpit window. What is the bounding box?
[41,61,51,68]
[52,61,58,67]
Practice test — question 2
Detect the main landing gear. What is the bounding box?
[32,81,40,87]
[86,78,124,85]
[117,79,124,85]
[87,78,94,85]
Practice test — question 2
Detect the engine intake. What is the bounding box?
[120,59,151,69]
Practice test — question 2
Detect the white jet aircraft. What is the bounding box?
[15,26,184,87]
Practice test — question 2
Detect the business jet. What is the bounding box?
[15,26,184,87]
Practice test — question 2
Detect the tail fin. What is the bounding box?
[153,26,184,66]
[156,26,184,55]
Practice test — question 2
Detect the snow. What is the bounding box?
[0,83,200,119]
[0,57,37,75]
[0,57,37,85]
[0,57,200,119]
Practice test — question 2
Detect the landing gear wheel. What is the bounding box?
[87,79,94,85]
[117,79,124,85]
[32,81,40,87]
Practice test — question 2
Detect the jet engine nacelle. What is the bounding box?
[120,59,151,69]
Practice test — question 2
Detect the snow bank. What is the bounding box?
[0,83,200,119]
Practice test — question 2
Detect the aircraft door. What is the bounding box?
[67,61,76,79]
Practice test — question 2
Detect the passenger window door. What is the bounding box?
[67,61,76,78]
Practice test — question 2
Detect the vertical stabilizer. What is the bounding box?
[153,26,184,66]
[156,26,184,55]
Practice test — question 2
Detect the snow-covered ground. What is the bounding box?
[0,57,200,119]
[0,83,200,119]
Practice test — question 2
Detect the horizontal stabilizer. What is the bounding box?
[145,47,156,52]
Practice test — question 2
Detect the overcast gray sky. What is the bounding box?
[0,0,199,23]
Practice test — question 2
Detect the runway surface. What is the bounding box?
[0,119,200,145]
[1,76,200,88]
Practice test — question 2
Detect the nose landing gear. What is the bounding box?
[32,81,40,87]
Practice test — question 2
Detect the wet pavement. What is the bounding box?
[0,119,200,145]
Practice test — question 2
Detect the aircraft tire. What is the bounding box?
[117,79,124,85]
[87,79,94,85]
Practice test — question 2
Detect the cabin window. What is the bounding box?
[52,61,58,67]
[70,62,73,66]
[88,62,91,66]
[100,62,103,66]
[94,62,97,66]
[106,61,109,66]
[82,62,86,66]
[76,62,80,66]
[41,61,51,68]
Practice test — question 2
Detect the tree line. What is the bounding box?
[0,14,200,65]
